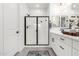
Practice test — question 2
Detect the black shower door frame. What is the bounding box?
[24,16,49,46]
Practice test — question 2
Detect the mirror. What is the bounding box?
[60,16,69,28]
[51,16,69,28]
[50,15,79,30]
[69,16,79,29]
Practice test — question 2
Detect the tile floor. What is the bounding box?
[15,47,56,56]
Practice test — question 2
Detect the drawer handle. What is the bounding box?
[60,38,64,40]
[52,38,54,42]
[59,46,64,50]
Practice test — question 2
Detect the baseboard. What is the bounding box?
[14,51,20,56]
[25,46,49,47]
[50,47,57,56]
[4,50,18,56]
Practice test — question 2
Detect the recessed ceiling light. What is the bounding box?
[36,4,39,8]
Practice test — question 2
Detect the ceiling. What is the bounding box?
[26,3,49,9]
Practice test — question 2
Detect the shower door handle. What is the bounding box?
[26,26,29,29]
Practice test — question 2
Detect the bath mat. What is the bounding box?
[27,50,50,56]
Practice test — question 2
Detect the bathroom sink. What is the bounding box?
[63,29,79,32]
[61,29,79,36]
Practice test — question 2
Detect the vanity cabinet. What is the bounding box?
[59,36,72,46]
[50,33,72,56]
[73,49,79,56]
[50,32,79,56]
[73,40,79,51]
[58,42,72,56]
[72,39,79,56]
[50,34,60,55]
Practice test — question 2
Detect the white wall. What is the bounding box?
[50,3,79,27]
[19,4,50,49]
[19,3,30,51]
[50,3,79,16]
[29,8,49,16]
[47,5,50,16]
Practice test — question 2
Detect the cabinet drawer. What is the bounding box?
[50,33,72,56]
[50,33,59,38]
[60,42,72,56]
[73,40,79,51]
[50,33,59,44]
[56,40,72,56]
[73,49,79,56]
[51,33,72,46]
[50,33,59,48]
[59,36,72,46]
[55,42,63,56]
[50,33,55,46]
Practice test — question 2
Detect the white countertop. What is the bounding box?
[50,27,79,41]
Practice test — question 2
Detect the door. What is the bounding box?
[38,17,49,45]
[0,4,3,55]
[26,17,37,45]
[4,3,19,55]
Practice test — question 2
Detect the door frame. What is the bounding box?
[24,16,49,46]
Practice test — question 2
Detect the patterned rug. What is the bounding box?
[27,50,50,56]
